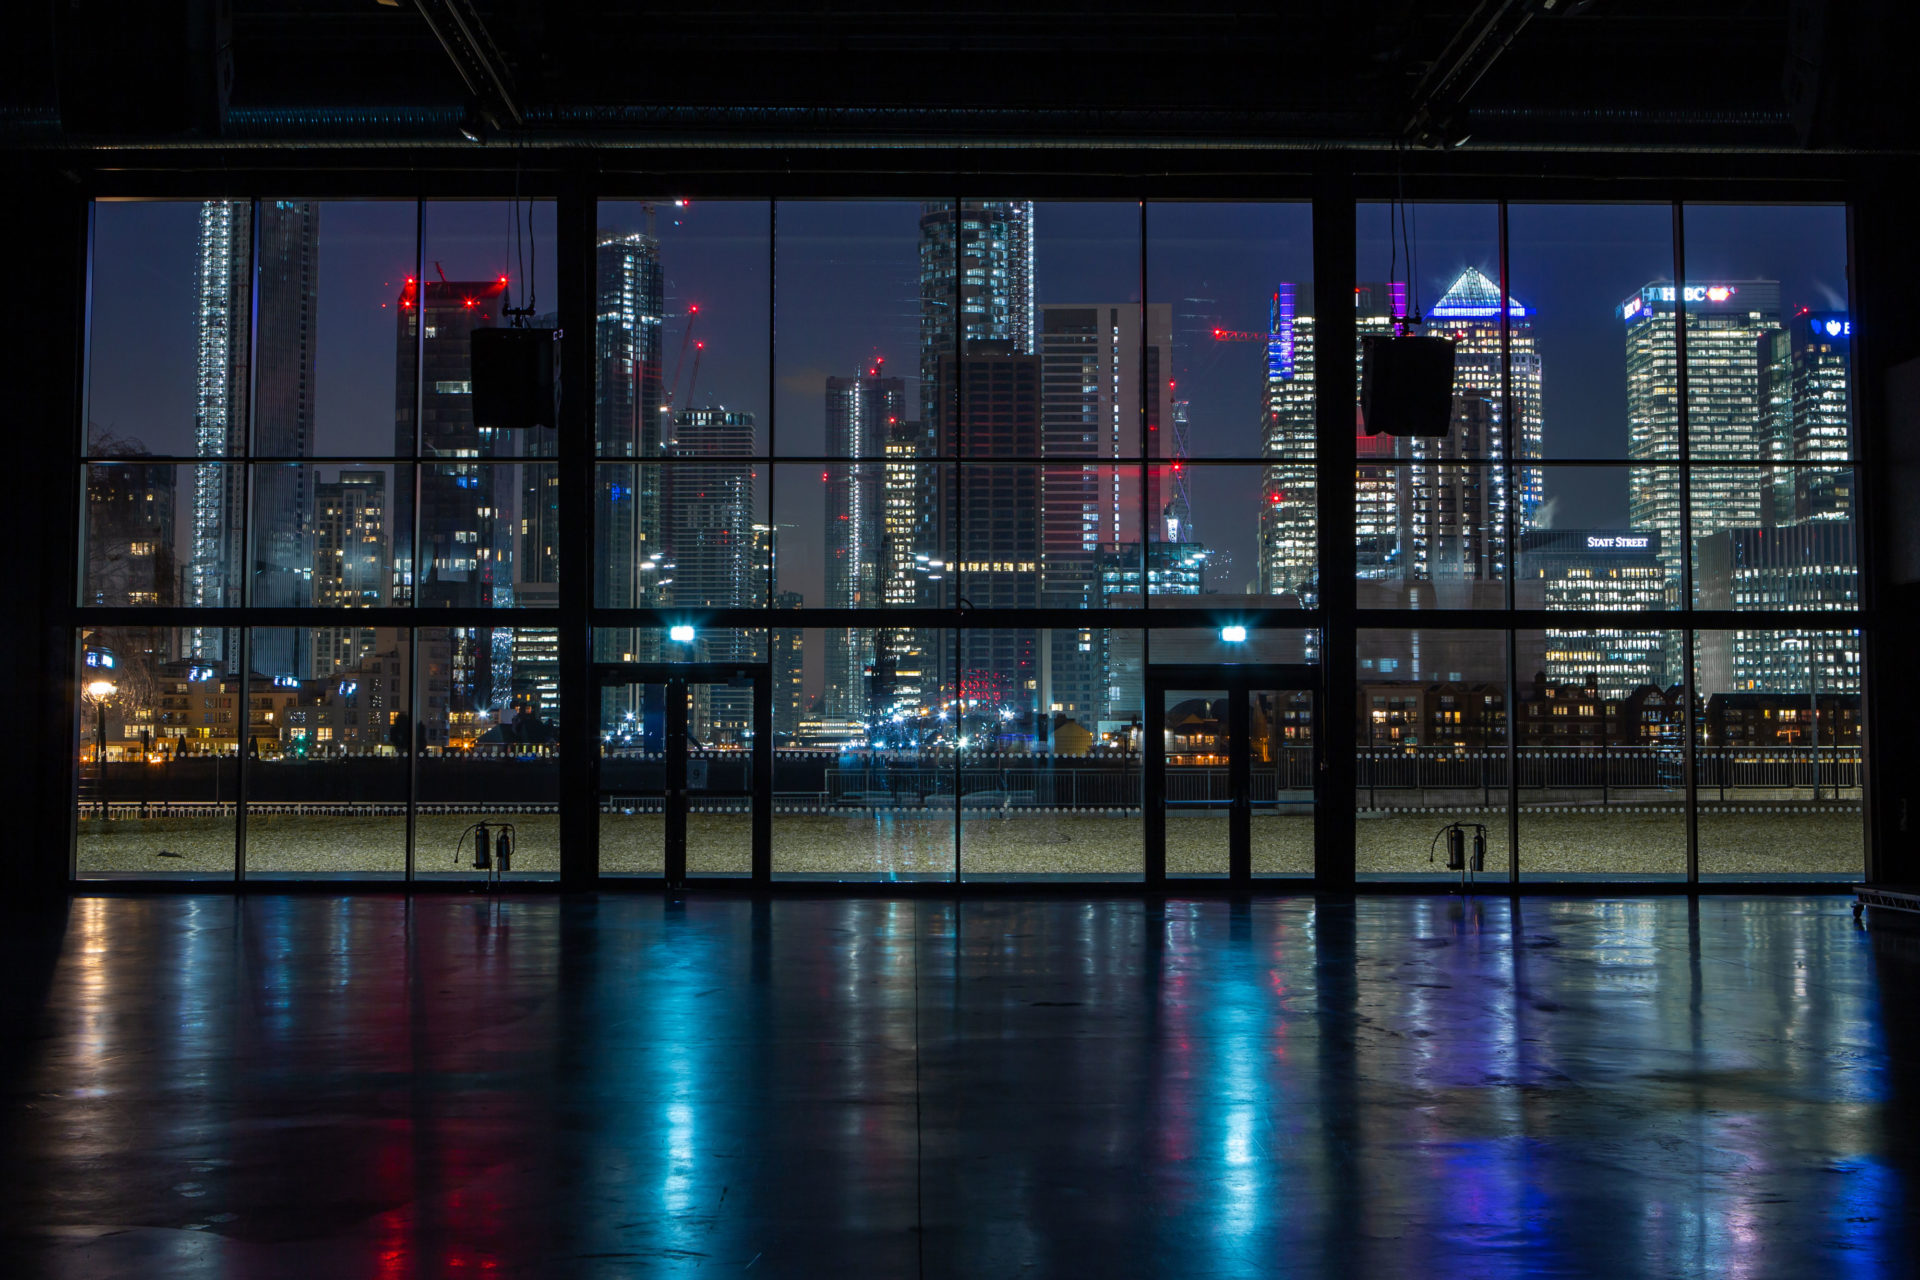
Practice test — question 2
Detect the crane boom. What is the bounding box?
[664,305,699,411]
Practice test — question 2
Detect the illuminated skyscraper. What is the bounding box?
[1622,279,1783,579]
[192,199,319,676]
[824,369,901,720]
[919,200,1035,417]
[668,407,757,744]
[311,469,388,680]
[1260,274,1541,603]
[1422,266,1544,538]
[1037,302,1173,595]
[1260,282,1403,599]
[1779,310,1853,523]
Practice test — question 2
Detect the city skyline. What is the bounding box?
[83,198,1856,738]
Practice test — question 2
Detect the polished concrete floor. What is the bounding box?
[0,893,1913,1278]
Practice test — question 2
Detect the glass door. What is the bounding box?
[1147,664,1318,885]
[596,663,771,885]
[1250,686,1315,879]
[1159,685,1233,879]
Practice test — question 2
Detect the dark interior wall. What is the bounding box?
[3,173,86,901]
[1851,162,1920,884]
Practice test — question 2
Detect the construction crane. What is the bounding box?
[663,304,700,413]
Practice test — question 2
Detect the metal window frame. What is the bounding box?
[58,155,1871,890]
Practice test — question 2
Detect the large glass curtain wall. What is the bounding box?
[72,193,1864,882]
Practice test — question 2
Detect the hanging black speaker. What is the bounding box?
[1360,335,1456,438]
[471,327,560,430]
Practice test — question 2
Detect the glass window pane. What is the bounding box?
[1517,469,1678,610]
[401,460,547,609]
[954,627,1142,880]
[596,200,769,459]
[774,202,939,458]
[75,626,237,879]
[1682,203,1850,466]
[1023,203,1142,462]
[250,462,405,613]
[413,626,560,880]
[593,456,769,614]
[83,460,196,607]
[1146,203,1313,459]
[1695,627,1862,880]
[257,199,415,458]
[1691,474,1858,610]
[769,461,952,618]
[243,627,408,878]
[1357,628,1510,884]
[772,627,956,881]
[1355,203,1510,455]
[1353,462,1510,610]
[1508,204,1675,462]
[87,201,222,459]
[1516,628,1686,881]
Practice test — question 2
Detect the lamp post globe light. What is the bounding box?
[85,677,117,814]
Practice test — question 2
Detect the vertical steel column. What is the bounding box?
[234,198,260,886]
[665,675,688,888]
[1144,674,1166,883]
[1844,174,1893,885]
[556,168,599,888]
[1673,201,1700,884]
[753,671,772,883]
[1497,200,1520,884]
[1312,155,1359,892]
[40,193,92,891]
[406,198,426,883]
[1229,681,1252,887]
[765,201,779,882]
[951,190,965,884]
[1139,199,1153,883]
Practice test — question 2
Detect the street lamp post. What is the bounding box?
[86,678,117,817]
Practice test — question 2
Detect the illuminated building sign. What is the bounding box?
[1585,535,1653,551]
[1623,284,1741,319]
[1810,314,1852,338]
[83,649,114,669]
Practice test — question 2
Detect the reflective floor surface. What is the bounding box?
[1,893,1914,1278]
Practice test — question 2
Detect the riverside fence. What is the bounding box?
[77,745,1861,818]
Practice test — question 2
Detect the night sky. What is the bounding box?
[86,197,1848,621]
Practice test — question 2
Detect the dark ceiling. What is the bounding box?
[4,1,1915,155]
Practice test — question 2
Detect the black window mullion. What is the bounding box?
[1674,199,1700,885]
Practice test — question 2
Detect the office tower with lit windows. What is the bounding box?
[1421,266,1544,537]
[824,370,901,720]
[1623,279,1783,579]
[592,230,666,616]
[877,416,936,721]
[311,469,388,679]
[1261,274,1541,601]
[1521,528,1674,695]
[193,199,319,677]
[1780,310,1853,523]
[939,343,1044,723]
[395,273,516,714]
[1037,302,1173,595]
[395,274,511,609]
[667,407,757,744]
[1693,523,1860,698]
[1261,282,1403,598]
[918,201,1035,417]
[903,201,1035,722]
[771,591,805,740]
